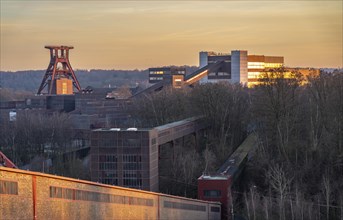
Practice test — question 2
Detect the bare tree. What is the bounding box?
[266,164,293,220]
[202,147,216,174]
[322,174,331,220]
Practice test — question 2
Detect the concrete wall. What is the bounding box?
[0,167,221,220]
[0,171,33,220]
[199,52,209,84]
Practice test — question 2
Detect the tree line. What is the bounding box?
[130,68,343,219]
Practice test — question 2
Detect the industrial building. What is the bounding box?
[90,117,206,192]
[199,50,284,86]
[198,133,258,219]
[0,166,221,220]
[149,67,186,84]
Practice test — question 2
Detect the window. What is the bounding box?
[123,170,142,188]
[49,186,153,206]
[204,190,221,198]
[0,180,18,195]
[248,62,265,69]
[164,201,206,212]
[99,155,117,172]
[265,63,283,68]
[62,82,67,94]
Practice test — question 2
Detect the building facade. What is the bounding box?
[90,117,206,192]
[199,50,284,86]
[149,67,186,84]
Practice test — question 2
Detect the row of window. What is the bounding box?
[99,155,117,162]
[0,180,18,195]
[248,62,265,69]
[265,63,283,68]
[248,62,283,69]
[97,155,141,163]
[1,180,218,213]
[50,186,153,206]
[95,139,149,147]
[123,170,142,187]
[123,179,142,187]
[123,171,141,178]
[123,155,141,163]
[100,140,138,147]
[149,70,185,75]
[123,163,141,170]
[149,71,165,74]
[149,77,163,81]
[208,72,230,76]
[99,163,117,170]
[174,70,186,75]
[164,201,206,212]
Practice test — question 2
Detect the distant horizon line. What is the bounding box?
[1,66,342,73]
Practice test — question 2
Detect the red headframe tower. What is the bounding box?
[37,45,81,95]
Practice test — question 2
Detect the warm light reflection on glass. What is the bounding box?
[248,62,265,69]
[265,63,283,68]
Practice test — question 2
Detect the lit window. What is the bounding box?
[265,63,283,68]
[62,82,67,94]
[248,62,265,69]
[248,72,261,78]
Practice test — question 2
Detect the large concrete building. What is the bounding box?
[199,50,284,86]
[90,117,206,192]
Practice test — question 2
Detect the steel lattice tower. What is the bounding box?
[37,45,81,95]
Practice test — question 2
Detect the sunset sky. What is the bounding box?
[0,1,342,71]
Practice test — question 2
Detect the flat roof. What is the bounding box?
[154,116,201,132]
[92,116,202,133]
[198,174,230,180]
[93,128,151,132]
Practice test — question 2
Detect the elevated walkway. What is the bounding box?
[184,61,224,85]
[132,61,225,97]
[154,116,206,146]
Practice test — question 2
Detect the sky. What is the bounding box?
[0,1,342,71]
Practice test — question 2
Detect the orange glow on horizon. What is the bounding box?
[0,1,342,71]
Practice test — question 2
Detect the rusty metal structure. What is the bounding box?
[37,46,81,95]
[0,150,17,168]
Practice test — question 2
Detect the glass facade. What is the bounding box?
[247,56,284,87]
